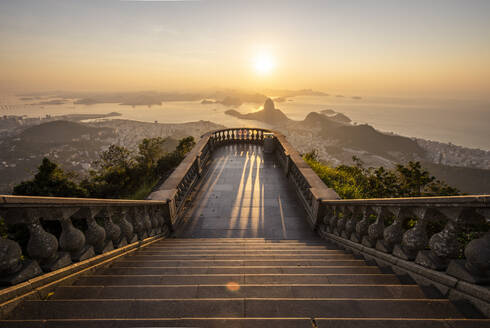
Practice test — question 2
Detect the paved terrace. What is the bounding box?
[177,144,318,239]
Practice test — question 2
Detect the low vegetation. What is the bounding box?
[13,136,196,199]
[303,150,460,199]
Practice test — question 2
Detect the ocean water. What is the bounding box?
[1,95,489,150]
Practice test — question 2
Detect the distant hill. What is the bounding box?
[330,113,351,123]
[301,112,344,130]
[20,120,112,143]
[322,124,425,159]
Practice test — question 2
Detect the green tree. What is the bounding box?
[137,137,167,172]
[13,158,87,197]
[395,161,434,196]
[96,145,134,171]
[175,136,196,157]
[81,145,136,198]
[157,136,196,174]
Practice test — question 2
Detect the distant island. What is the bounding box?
[17,88,364,108]
[225,98,291,124]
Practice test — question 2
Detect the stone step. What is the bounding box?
[4,318,489,328]
[10,299,463,320]
[147,244,339,251]
[132,250,347,256]
[112,259,368,267]
[125,254,357,260]
[100,265,381,275]
[156,239,328,242]
[151,243,332,248]
[51,284,427,300]
[137,248,343,253]
[74,273,402,285]
[156,239,325,242]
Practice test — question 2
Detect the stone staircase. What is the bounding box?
[3,237,487,328]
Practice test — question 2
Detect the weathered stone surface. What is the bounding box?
[0,238,23,276]
[0,260,42,286]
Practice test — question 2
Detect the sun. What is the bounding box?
[253,52,276,75]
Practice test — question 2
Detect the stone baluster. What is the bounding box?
[447,208,490,284]
[148,206,159,234]
[82,207,106,254]
[336,206,349,237]
[0,237,42,285]
[148,206,159,235]
[0,208,43,285]
[130,207,146,240]
[344,206,359,240]
[118,207,136,244]
[376,206,407,253]
[363,206,385,248]
[109,207,130,247]
[56,207,94,262]
[160,205,171,236]
[156,206,166,234]
[327,206,338,234]
[393,207,429,261]
[337,205,352,238]
[25,209,71,272]
[0,238,23,278]
[319,206,332,235]
[95,208,121,252]
[143,206,153,236]
[353,206,370,243]
[317,215,327,236]
[415,207,464,270]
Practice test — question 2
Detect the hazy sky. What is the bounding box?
[1,0,489,98]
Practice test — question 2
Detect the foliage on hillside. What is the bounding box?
[13,158,88,197]
[13,136,196,199]
[303,150,460,199]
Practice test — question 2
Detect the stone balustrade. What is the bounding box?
[272,133,340,227]
[316,196,490,285]
[209,128,269,145]
[0,196,171,285]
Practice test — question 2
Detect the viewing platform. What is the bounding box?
[176,144,318,239]
[0,128,489,327]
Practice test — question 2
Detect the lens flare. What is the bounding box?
[226,281,240,292]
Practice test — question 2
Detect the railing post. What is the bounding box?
[447,208,490,284]
[196,154,202,176]
[284,155,290,176]
[0,236,42,285]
